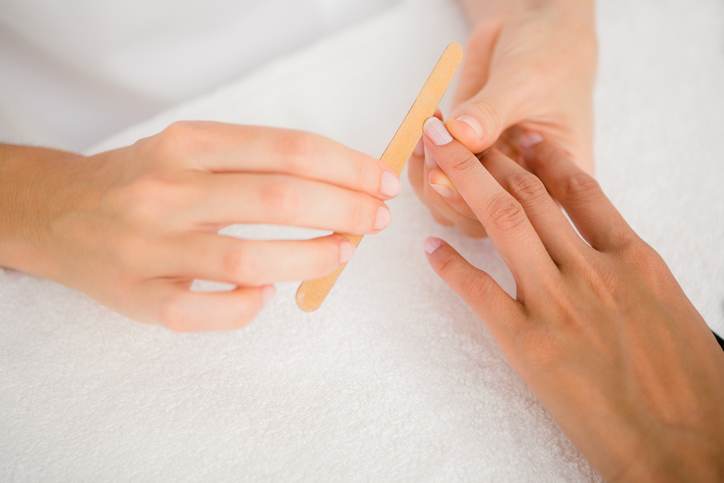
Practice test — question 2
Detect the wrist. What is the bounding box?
[0,144,85,277]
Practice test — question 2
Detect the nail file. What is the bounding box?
[295,42,464,312]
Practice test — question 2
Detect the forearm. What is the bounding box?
[0,144,83,275]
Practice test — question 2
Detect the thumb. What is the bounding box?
[447,78,524,154]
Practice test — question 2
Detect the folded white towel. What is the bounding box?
[2,0,722,481]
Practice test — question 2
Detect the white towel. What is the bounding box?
[2,0,723,481]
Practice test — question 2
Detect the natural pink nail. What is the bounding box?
[519,132,544,149]
[430,183,454,199]
[423,117,453,146]
[380,171,401,197]
[374,206,391,230]
[454,115,483,139]
[424,237,444,254]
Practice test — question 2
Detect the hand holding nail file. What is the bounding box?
[295,42,463,312]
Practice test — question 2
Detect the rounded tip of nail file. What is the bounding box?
[295,42,463,312]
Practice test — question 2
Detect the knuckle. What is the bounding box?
[349,198,376,233]
[435,250,460,277]
[152,120,198,159]
[466,272,496,300]
[472,98,503,132]
[608,226,638,251]
[260,180,299,219]
[562,172,601,204]
[356,160,380,194]
[622,241,668,280]
[222,249,255,284]
[158,296,193,332]
[276,130,316,162]
[323,239,344,269]
[163,120,194,138]
[484,193,527,232]
[448,150,480,173]
[506,172,548,205]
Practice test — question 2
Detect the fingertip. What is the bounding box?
[423,117,453,146]
[446,116,486,152]
[261,284,276,306]
[424,236,445,255]
[423,237,466,279]
[428,168,449,184]
[373,205,391,231]
[427,169,458,199]
[380,170,401,198]
[518,131,544,150]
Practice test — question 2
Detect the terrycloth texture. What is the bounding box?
[2,0,723,481]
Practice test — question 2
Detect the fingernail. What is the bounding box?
[430,183,455,199]
[423,117,453,146]
[454,115,483,139]
[380,171,401,197]
[339,240,355,264]
[413,138,424,157]
[262,285,276,305]
[519,132,543,149]
[424,145,436,168]
[374,206,391,230]
[424,237,444,254]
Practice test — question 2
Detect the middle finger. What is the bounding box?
[422,117,559,289]
[481,149,591,265]
[187,173,391,234]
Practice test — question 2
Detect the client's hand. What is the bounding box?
[409,0,596,237]
[421,117,724,482]
[0,122,399,331]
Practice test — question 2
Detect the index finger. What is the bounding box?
[422,117,558,286]
[146,121,401,200]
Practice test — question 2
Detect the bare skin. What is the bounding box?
[411,0,596,237]
[0,122,400,330]
[421,116,724,482]
[1,1,721,478]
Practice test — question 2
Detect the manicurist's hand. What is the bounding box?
[409,0,596,237]
[421,117,724,482]
[0,122,400,331]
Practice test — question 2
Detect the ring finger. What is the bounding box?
[161,233,355,286]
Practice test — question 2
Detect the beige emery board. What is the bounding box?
[295,42,463,312]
